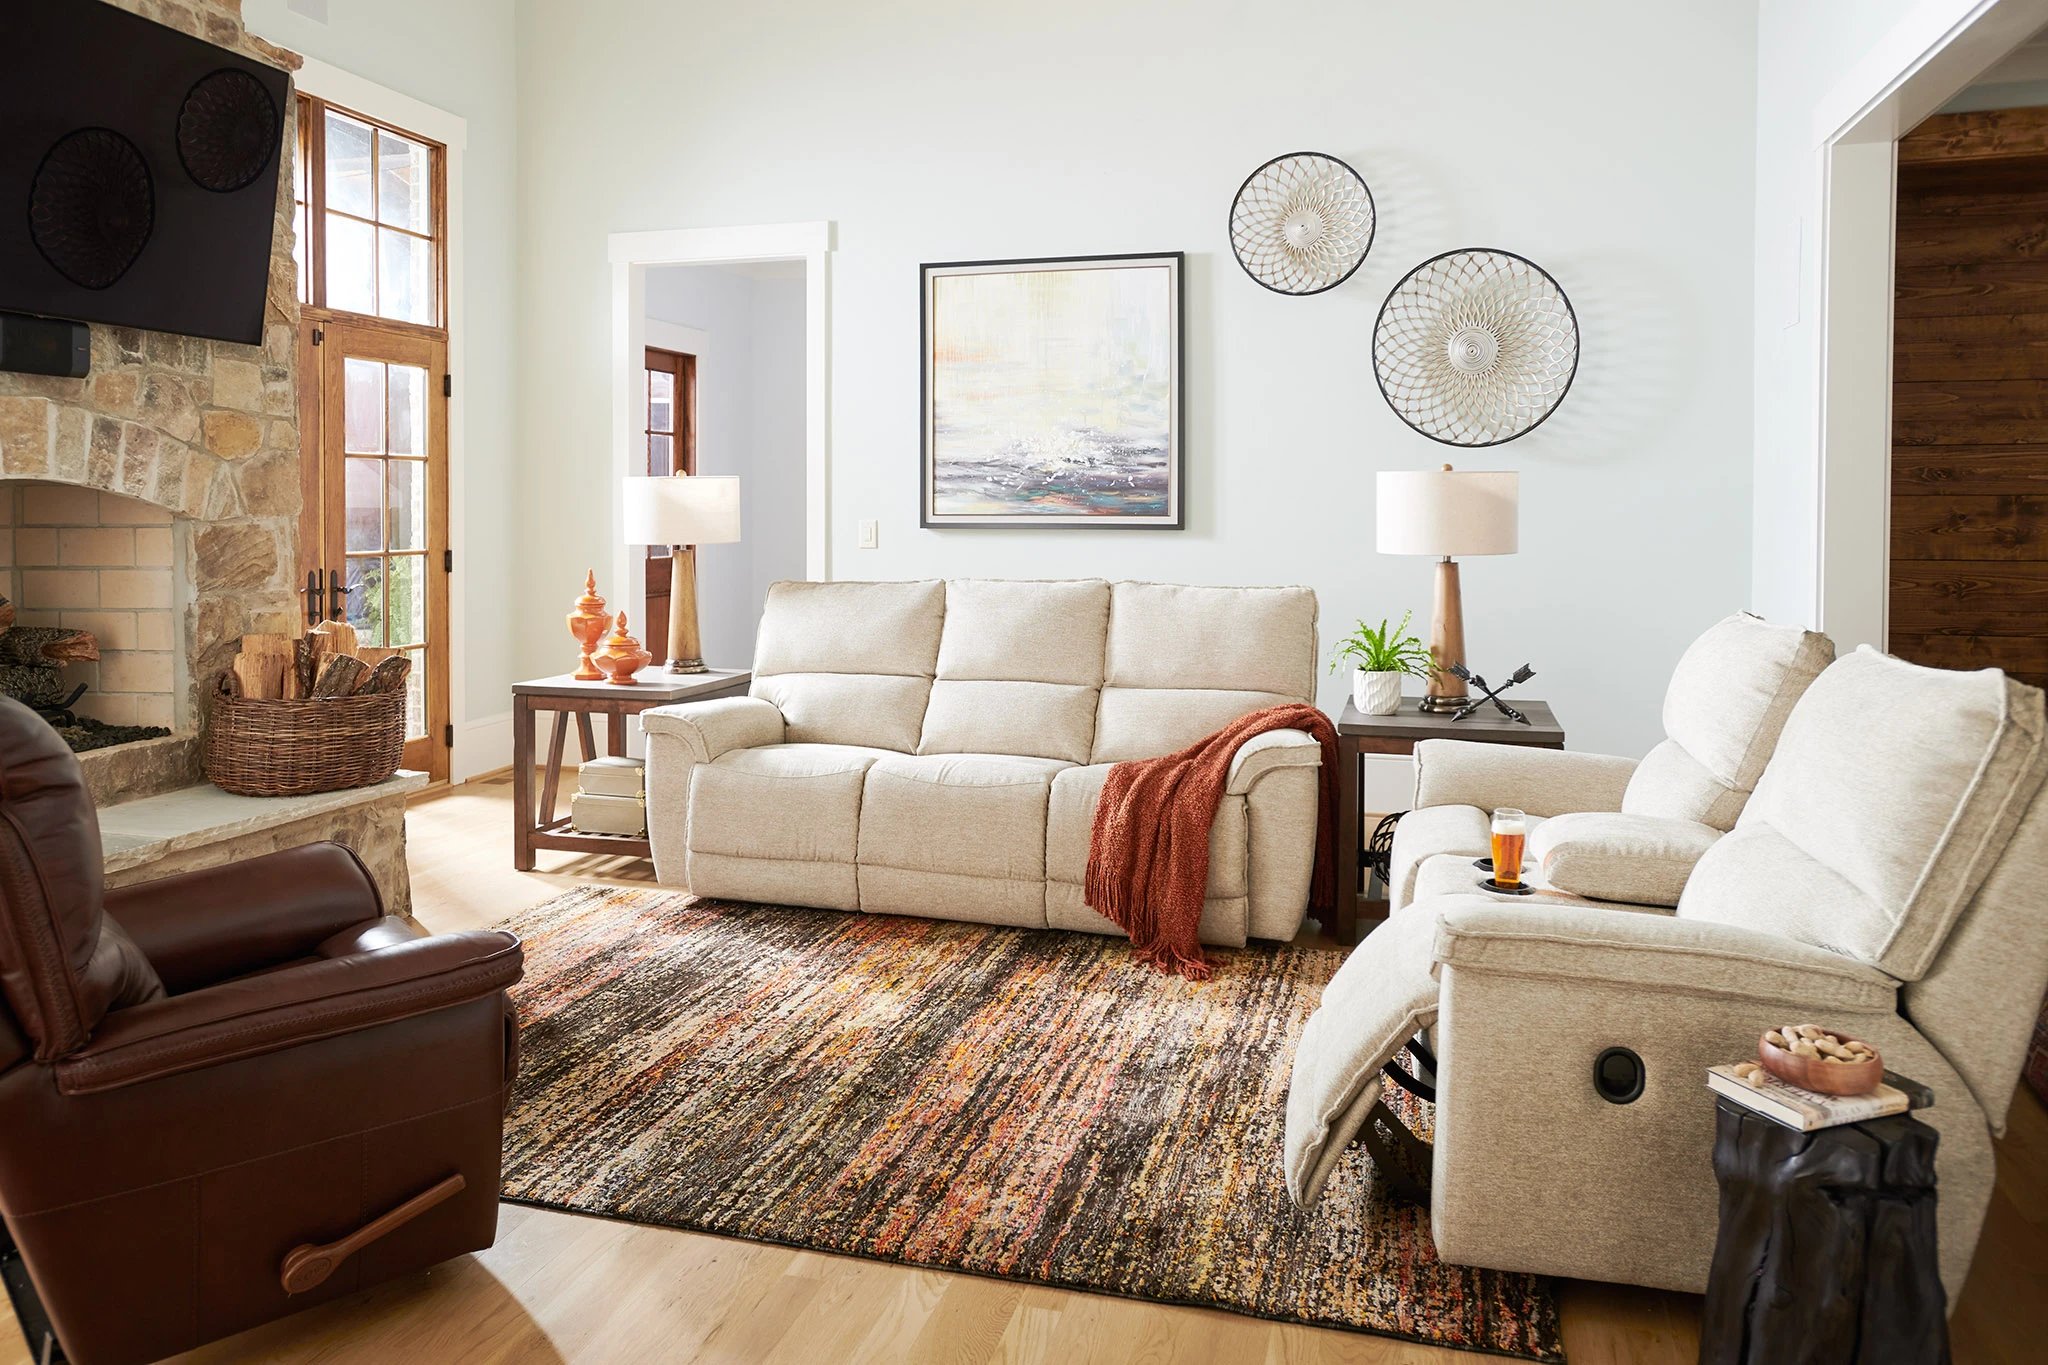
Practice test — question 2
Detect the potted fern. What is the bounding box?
[1329,611,1433,716]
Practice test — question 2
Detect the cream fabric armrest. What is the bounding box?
[1429,896,1898,1012]
[1411,740,1636,817]
[1528,812,1720,907]
[1226,728,1322,795]
[640,696,785,764]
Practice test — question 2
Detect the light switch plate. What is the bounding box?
[857,519,878,549]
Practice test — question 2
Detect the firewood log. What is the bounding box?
[311,654,370,698]
[231,652,285,700]
[308,619,360,659]
[356,655,412,694]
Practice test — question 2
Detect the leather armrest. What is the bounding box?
[1411,740,1637,817]
[55,928,524,1095]
[640,696,785,764]
[1226,728,1322,795]
[103,842,386,995]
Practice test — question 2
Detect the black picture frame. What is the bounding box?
[920,251,1185,529]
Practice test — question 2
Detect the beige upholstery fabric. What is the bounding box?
[749,579,944,750]
[1047,881,1247,946]
[919,680,1098,765]
[1680,647,2048,980]
[1091,582,1316,763]
[642,697,788,883]
[685,743,896,910]
[1388,805,1491,913]
[1243,765,1320,940]
[858,753,1069,882]
[918,579,1109,764]
[1411,742,1637,819]
[1225,727,1322,794]
[1283,909,1441,1206]
[1408,845,1619,910]
[1530,812,1721,908]
[1622,613,1833,830]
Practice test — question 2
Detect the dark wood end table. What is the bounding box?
[512,669,750,870]
[1332,696,1565,944]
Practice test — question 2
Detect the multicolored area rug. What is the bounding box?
[499,889,1564,1360]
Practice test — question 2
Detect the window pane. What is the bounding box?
[649,370,674,432]
[649,432,673,475]
[345,556,384,644]
[388,364,425,455]
[387,554,426,648]
[326,212,375,314]
[344,458,384,552]
[403,647,426,739]
[324,111,375,218]
[377,130,431,233]
[343,358,384,453]
[387,460,425,551]
[292,203,307,303]
[378,227,433,324]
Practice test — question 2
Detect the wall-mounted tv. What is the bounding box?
[0,0,291,346]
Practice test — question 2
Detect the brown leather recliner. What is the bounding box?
[0,698,524,1365]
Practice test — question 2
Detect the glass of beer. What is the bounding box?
[1491,808,1527,888]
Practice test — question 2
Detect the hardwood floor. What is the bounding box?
[6,772,2044,1363]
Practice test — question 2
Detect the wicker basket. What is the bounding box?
[202,672,406,797]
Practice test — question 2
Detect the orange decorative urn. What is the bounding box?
[567,570,611,681]
[592,610,652,685]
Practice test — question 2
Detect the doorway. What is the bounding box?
[293,94,453,780]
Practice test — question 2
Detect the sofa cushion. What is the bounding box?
[688,743,893,866]
[1091,582,1316,763]
[1044,763,1247,898]
[916,579,1110,764]
[857,753,1070,883]
[749,580,944,750]
[1531,812,1721,908]
[1623,613,1833,830]
[1678,647,2048,980]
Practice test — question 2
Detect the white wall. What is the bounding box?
[245,0,519,771]
[644,265,807,665]
[515,0,1760,758]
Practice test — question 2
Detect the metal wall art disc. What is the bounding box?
[1229,152,1375,295]
[178,68,280,193]
[29,127,155,290]
[1373,248,1579,446]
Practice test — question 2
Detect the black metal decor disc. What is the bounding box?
[29,128,155,290]
[178,68,280,193]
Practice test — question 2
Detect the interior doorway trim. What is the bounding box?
[1812,0,2048,650]
[606,222,833,648]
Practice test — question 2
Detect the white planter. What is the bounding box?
[1352,669,1406,716]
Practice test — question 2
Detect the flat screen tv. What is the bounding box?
[0,0,291,346]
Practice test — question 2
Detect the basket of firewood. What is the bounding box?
[203,621,412,797]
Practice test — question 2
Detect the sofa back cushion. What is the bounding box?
[750,580,945,752]
[917,579,1109,765]
[1091,582,1318,763]
[1623,613,1834,830]
[1678,647,2048,982]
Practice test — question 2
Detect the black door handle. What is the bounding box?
[328,569,350,621]
[302,570,325,626]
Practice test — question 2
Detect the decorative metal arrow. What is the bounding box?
[1447,661,1536,724]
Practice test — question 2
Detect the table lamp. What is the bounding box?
[1375,464,1518,713]
[622,472,742,674]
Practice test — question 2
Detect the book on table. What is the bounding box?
[1706,1064,1933,1131]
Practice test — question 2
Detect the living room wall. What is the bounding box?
[513,0,1759,755]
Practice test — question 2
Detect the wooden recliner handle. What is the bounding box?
[280,1174,467,1295]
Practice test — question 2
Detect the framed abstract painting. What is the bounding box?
[920,252,1184,528]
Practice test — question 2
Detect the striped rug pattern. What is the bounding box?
[499,889,1563,1360]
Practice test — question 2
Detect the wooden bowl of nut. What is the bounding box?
[1759,1023,1883,1096]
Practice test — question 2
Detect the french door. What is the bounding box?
[643,345,696,663]
[300,320,451,778]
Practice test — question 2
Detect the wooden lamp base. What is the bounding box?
[1419,556,1469,714]
[665,544,707,674]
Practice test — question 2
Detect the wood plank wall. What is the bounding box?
[1892,108,2048,689]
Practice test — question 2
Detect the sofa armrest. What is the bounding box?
[1226,727,1322,795]
[1429,896,1897,1012]
[55,927,524,1095]
[640,695,785,764]
[103,842,385,995]
[1412,740,1636,817]
[1528,812,1720,908]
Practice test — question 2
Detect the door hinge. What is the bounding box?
[312,327,324,345]
[444,724,454,747]
[442,373,452,398]
[443,548,453,572]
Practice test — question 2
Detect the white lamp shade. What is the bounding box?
[623,474,742,546]
[1375,468,1518,557]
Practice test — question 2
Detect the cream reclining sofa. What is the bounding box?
[1287,647,2048,1301]
[1388,613,1834,913]
[640,578,1325,944]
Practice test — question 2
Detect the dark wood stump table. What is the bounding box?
[1332,697,1564,944]
[511,670,749,870]
[1701,1097,1948,1365]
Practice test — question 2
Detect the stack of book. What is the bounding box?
[570,755,647,837]
[1706,1064,1934,1131]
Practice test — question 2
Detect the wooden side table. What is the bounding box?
[512,670,749,870]
[1333,696,1565,944]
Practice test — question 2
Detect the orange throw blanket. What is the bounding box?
[1085,703,1339,979]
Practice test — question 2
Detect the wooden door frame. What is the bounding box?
[641,343,697,663]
